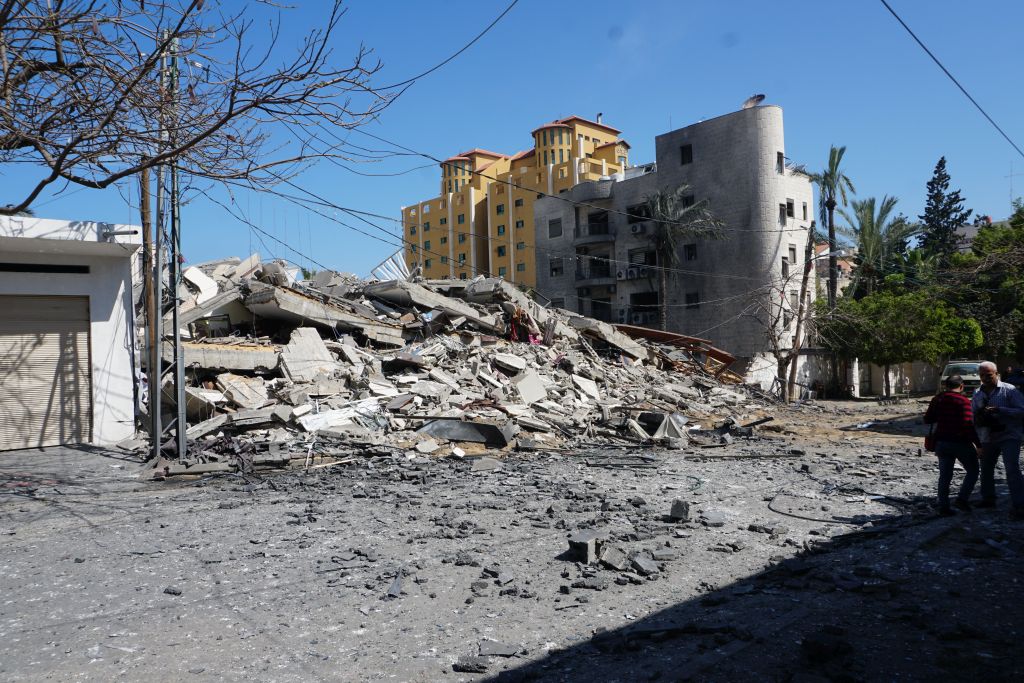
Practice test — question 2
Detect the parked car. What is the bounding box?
[939,360,983,395]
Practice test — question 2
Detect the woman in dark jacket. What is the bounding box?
[924,375,981,515]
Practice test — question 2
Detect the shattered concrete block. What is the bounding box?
[216,373,268,410]
[568,530,606,564]
[701,510,728,527]
[478,641,519,658]
[571,374,601,401]
[599,545,629,571]
[452,657,489,674]
[427,367,460,390]
[512,369,546,405]
[630,554,660,576]
[669,499,691,521]
[415,439,440,454]
[185,414,228,439]
[280,328,338,381]
[493,353,527,372]
[470,456,503,472]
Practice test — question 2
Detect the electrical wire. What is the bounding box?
[879,0,1024,160]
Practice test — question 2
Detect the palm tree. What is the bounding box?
[839,196,920,297]
[644,185,723,330]
[809,146,856,310]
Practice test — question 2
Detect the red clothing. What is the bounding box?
[924,391,980,447]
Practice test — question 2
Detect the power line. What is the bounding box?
[377,1,520,90]
[879,0,1024,160]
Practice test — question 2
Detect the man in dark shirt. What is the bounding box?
[924,375,980,515]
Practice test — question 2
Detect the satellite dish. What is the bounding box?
[742,94,766,109]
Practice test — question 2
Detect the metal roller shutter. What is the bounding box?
[0,295,92,450]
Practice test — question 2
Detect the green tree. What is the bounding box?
[948,199,1024,357]
[838,196,920,297]
[819,285,982,395]
[918,156,972,266]
[808,145,856,309]
[644,185,723,331]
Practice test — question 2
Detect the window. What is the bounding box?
[779,204,788,226]
[781,257,790,279]
[496,203,505,215]
[423,204,430,214]
[440,236,447,245]
[423,221,430,232]
[550,257,564,277]
[543,150,548,165]
[423,240,431,250]
[559,149,564,163]
[802,202,808,221]
[516,241,526,250]
[593,138,600,146]
[458,214,465,224]
[786,199,795,218]
[685,292,700,309]
[789,290,799,312]
[548,218,563,238]
[680,144,693,165]
[497,245,507,257]
[558,130,563,145]
[410,225,417,235]
[788,244,797,264]
[542,130,547,146]
[682,194,696,208]
[440,256,448,264]
[618,155,626,167]
[410,208,417,216]
[628,248,656,265]
[458,253,466,264]
[558,167,566,178]
[440,217,447,225]
[411,244,418,253]
[776,152,785,174]
[458,233,466,243]
[460,272,468,280]
[517,263,526,272]
[515,198,524,207]
[497,225,506,235]
[627,204,650,224]
[684,243,697,261]
[498,266,507,277]
[515,220,524,229]
[424,258,432,268]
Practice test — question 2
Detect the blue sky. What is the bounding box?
[6,0,1023,274]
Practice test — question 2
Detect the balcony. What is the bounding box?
[573,225,616,246]
[574,264,616,288]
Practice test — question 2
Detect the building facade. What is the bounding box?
[400,116,630,287]
[0,215,141,450]
[534,105,815,371]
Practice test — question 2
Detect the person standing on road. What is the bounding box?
[924,375,980,515]
[971,361,1024,519]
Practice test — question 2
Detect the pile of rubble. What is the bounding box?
[143,254,768,477]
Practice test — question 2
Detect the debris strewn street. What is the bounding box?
[2,400,1022,681]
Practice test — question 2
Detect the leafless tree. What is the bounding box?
[0,0,395,214]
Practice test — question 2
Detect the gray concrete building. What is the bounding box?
[534,105,815,380]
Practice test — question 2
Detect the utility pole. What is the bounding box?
[786,221,817,402]
[149,29,188,462]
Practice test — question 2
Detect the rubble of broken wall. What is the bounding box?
[141,254,767,477]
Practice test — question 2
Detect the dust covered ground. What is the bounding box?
[1,398,1022,682]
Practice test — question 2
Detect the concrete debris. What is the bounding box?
[136,251,769,475]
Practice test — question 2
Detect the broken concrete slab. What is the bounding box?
[599,545,629,571]
[166,340,280,373]
[493,353,527,372]
[568,317,647,359]
[216,373,268,410]
[512,369,547,405]
[470,456,503,472]
[244,282,405,347]
[280,328,337,382]
[363,279,503,334]
[571,374,600,401]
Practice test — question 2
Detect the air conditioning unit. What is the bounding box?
[617,309,628,323]
[642,312,657,325]
[637,267,650,278]
[616,269,627,280]
[632,312,645,324]
[630,224,646,235]
[627,268,638,279]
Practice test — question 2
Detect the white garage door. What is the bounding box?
[0,295,92,450]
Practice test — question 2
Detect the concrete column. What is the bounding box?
[469,188,477,276]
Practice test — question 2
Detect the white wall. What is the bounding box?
[0,217,140,445]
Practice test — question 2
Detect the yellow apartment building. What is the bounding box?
[400,115,630,288]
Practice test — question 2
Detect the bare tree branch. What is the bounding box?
[0,0,396,214]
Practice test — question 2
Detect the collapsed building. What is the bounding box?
[141,254,769,476]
